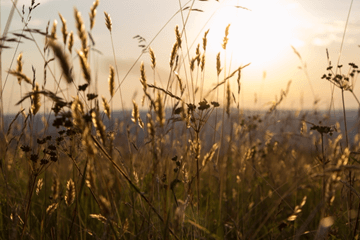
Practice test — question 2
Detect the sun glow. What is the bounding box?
[199,0,303,68]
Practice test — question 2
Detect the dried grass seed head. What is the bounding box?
[68,31,74,53]
[131,100,140,124]
[216,52,222,76]
[140,62,147,91]
[31,83,41,115]
[149,47,156,69]
[226,81,231,117]
[195,44,201,65]
[49,40,73,84]
[58,13,68,44]
[104,12,112,32]
[89,0,100,30]
[155,93,165,127]
[201,54,205,72]
[51,19,57,40]
[102,96,111,119]
[222,24,230,50]
[175,25,182,48]
[74,8,88,57]
[16,53,23,84]
[108,65,115,97]
[92,108,107,145]
[78,50,91,84]
[71,96,84,129]
[170,42,178,68]
[203,29,209,51]
[65,178,75,206]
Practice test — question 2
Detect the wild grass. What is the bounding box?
[1,0,360,239]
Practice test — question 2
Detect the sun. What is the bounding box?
[196,0,303,68]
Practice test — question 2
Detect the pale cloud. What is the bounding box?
[310,20,360,47]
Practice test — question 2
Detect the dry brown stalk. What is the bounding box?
[8,70,31,85]
[147,84,181,101]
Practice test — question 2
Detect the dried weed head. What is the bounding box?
[58,13,68,44]
[31,83,41,115]
[149,47,156,69]
[108,65,115,97]
[50,19,57,40]
[65,178,75,206]
[89,0,100,30]
[74,8,88,57]
[68,31,74,53]
[77,50,91,84]
[102,96,111,119]
[49,40,73,84]
[104,12,112,32]
[16,53,23,84]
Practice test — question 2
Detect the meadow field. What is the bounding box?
[1,0,360,239]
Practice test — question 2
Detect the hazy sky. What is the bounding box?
[1,0,360,114]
